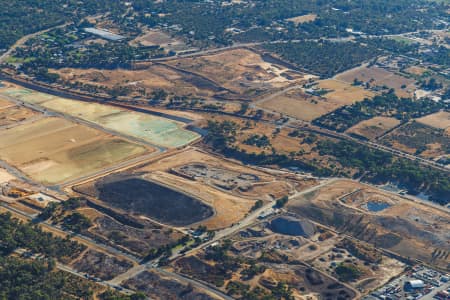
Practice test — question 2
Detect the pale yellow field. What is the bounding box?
[260,89,340,121]
[286,14,317,24]
[317,79,374,105]
[335,66,416,98]
[346,117,401,140]
[0,117,150,185]
[0,98,14,109]
[0,168,14,184]
[417,111,450,130]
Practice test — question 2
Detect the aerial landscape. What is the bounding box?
[0,0,449,299]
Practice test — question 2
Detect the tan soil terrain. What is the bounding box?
[380,121,449,159]
[417,111,450,130]
[166,48,307,99]
[335,66,416,98]
[52,63,220,99]
[346,117,401,140]
[286,14,317,24]
[316,79,375,105]
[0,117,150,185]
[0,168,14,184]
[259,88,340,121]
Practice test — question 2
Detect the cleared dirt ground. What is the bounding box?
[286,14,317,24]
[311,244,405,293]
[287,179,450,270]
[101,148,307,229]
[0,168,14,184]
[316,79,374,106]
[0,105,39,127]
[52,64,220,99]
[335,66,416,98]
[417,111,450,130]
[131,29,189,53]
[71,249,134,281]
[346,117,401,140]
[260,88,340,121]
[0,117,150,185]
[0,97,14,109]
[166,48,307,99]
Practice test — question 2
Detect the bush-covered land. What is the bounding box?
[0,257,95,300]
[315,140,450,204]
[313,90,447,132]
[0,212,85,262]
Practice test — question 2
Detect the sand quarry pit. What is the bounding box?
[0,84,200,148]
[75,174,214,227]
[259,88,341,121]
[75,148,296,229]
[0,117,150,185]
[288,179,450,269]
[346,116,401,140]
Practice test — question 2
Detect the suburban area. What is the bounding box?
[0,0,448,299]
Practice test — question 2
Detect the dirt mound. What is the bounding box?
[270,216,316,237]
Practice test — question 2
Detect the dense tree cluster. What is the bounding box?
[0,256,94,300]
[0,212,85,261]
[263,41,382,77]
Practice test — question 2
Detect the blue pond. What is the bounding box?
[366,201,391,212]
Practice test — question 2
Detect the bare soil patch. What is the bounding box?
[380,121,449,158]
[335,66,416,98]
[316,79,374,106]
[346,117,401,140]
[286,14,317,25]
[0,117,149,185]
[260,88,340,121]
[417,111,450,130]
[166,48,307,99]
[124,269,220,300]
